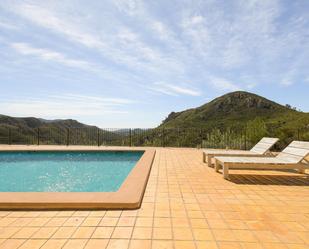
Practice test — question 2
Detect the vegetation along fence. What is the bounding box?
[0,125,308,150]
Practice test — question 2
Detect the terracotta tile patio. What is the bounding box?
[0,148,308,248]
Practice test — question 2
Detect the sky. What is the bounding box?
[0,0,308,128]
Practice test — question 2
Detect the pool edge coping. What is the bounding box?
[0,146,156,210]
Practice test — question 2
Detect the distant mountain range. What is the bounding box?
[0,115,96,130]
[0,91,308,147]
[0,115,101,145]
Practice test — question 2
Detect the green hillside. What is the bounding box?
[159,91,309,148]
[0,115,122,145]
[160,91,309,130]
[0,115,95,130]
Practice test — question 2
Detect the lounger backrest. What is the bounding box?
[250,137,279,154]
[277,141,309,163]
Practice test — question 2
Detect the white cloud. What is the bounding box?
[6,2,183,75]
[183,15,204,28]
[113,0,143,16]
[181,15,211,61]
[279,64,299,87]
[179,0,284,69]
[49,94,135,105]
[0,20,18,30]
[116,27,161,61]
[246,82,257,90]
[149,87,178,96]
[280,79,293,86]
[0,94,133,119]
[165,84,201,96]
[11,3,105,49]
[11,42,93,70]
[208,76,241,92]
[152,21,173,41]
[150,82,201,96]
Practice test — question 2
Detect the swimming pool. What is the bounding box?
[0,148,156,210]
[0,148,155,209]
[0,151,143,192]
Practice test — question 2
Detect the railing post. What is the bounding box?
[200,128,203,148]
[177,128,180,147]
[129,128,132,147]
[162,128,165,147]
[244,129,247,150]
[66,128,70,146]
[8,128,12,145]
[37,128,40,146]
[97,128,100,146]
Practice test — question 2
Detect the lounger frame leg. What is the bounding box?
[207,155,212,167]
[215,159,220,172]
[223,164,229,180]
[298,168,305,174]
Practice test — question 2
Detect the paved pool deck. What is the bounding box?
[0,146,308,249]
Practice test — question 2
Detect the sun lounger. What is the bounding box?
[203,137,279,167]
[214,141,309,179]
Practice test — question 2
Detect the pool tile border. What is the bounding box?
[0,146,156,210]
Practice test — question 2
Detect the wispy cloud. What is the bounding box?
[280,78,293,86]
[0,20,18,30]
[5,2,184,76]
[246,82,257,90]
[208,76,241,92]
[165,84,201,96]
[0,94,133,119]
[49,94,135,105]
[113,0,143,16]
[10,3,105,49]
[152,21,173,41]
[150,82,201,96]
[11,42,93,70]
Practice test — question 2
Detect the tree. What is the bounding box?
[246,117,268,145]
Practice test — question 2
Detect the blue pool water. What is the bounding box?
[0,151,143,192]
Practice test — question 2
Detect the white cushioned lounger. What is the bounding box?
[203,137,279,167]
[214,141,309,179]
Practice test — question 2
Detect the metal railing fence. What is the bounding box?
[0,126,308,149]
